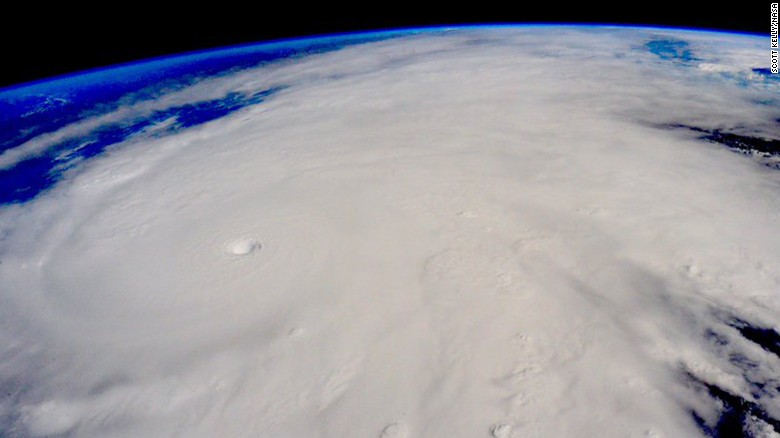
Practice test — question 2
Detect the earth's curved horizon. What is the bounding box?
[1,25,779,437]
[0,24,768,94]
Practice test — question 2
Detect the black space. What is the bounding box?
[0,3,770,89]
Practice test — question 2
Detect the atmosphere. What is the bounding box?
[0,4,768,88]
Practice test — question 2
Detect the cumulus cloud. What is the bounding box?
[1,27,779,437]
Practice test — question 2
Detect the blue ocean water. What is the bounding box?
[645,38,699,63]
[0,30,416,204]
[0,26,773,207]
[0,87,286,204]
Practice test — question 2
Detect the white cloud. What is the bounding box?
[1,27,779,437]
